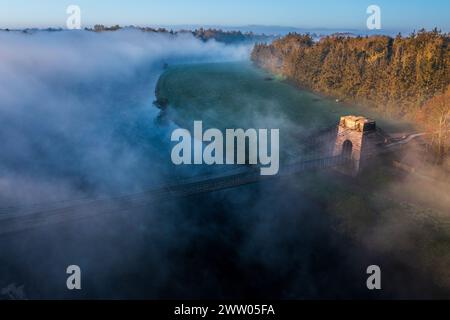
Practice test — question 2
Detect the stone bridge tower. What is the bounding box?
[333,115,379,176]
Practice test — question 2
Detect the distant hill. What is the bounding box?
[0,25,275,44]
[85,25,275,44]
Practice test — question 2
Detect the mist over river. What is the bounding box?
[0,31,447,299]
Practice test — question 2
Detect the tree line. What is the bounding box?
[251,30,449,162]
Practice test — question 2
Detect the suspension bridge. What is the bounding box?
[0,115,424,236]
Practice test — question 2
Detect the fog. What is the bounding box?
[0,30,251,208]
[0,30,368,300]
[0,30,448,300]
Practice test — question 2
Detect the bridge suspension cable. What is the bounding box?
[0,155,349,236]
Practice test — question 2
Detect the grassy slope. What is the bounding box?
[156,62,414,132]
[156,61,450,294]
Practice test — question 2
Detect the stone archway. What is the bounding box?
[342,140,353,159]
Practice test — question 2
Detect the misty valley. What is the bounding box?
[0,28,449,300]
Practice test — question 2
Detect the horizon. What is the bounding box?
[2,25,446,39]
[1,0,449,33]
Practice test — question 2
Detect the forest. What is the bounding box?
[251,30,450,162]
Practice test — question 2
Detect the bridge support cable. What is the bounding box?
[0,155,348,236]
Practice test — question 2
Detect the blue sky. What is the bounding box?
[0,0,449,32]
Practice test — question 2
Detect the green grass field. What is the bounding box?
[156,61,413,133]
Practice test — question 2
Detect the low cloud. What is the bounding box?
[0,29,251,207]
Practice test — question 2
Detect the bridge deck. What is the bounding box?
[0,155,348,236]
